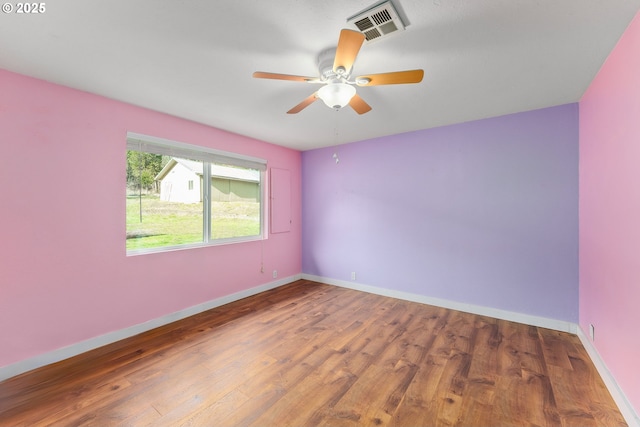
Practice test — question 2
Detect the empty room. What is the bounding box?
[1,1,639,426]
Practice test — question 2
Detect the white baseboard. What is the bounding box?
[303,274,639,426]
[4,273,637,426]
[302,274,576,333]
[576,326,640,427]
[0,274,302,383]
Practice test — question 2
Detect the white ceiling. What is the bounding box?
[1,1,638,150]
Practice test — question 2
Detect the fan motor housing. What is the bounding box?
[317,48,340,80]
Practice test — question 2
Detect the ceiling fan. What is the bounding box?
[252,29,424,115]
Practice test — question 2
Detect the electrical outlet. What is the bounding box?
[272,270,278,279]
[351,271,356,281]
[589,324,595,341]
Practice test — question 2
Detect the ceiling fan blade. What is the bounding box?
[287,93,318,114]
[253,72,321,83]
[355,69,424,86]
[349,94,372,115]
[333,29,366,75]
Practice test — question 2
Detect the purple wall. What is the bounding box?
[302,104,579,322]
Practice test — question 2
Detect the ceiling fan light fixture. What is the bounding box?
[253,29,422,115]
[317,83,356,109]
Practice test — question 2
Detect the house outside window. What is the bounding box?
[126,133,266,254]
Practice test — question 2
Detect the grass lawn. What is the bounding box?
[126,195,260,250]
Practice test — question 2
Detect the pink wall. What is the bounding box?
[579,11,640,414]
[0,69,302,369]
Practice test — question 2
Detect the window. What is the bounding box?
[126,133,266,254]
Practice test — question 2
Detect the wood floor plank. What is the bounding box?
[0,280,627,427]
[249,349,359,426]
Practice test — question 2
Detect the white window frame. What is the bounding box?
[126,132,267,255]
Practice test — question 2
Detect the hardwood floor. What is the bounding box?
[0,280,627,426]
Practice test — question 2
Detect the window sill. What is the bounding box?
[126,235,264,257]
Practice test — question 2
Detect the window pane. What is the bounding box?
[126,153,204,250]
[210,164,261,240]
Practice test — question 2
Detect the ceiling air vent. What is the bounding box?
[347,0,406,43]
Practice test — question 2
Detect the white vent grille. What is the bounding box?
[347,0,405,43]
